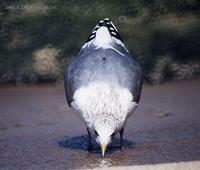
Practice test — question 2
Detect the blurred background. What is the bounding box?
[1,1,200,169]
[0,0,200,84]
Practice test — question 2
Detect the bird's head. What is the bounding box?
[93,119,116,157]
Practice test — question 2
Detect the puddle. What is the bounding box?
[0,79,200,169]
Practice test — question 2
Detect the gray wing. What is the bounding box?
[133,74,143,103]
[65,44,142,106]
[64,63,72,107]
[112,42,143,103]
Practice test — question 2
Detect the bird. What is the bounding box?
[64,18,142,157]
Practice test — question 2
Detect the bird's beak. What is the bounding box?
[101,143,107,157]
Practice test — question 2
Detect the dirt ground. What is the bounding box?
[0,79,200,169]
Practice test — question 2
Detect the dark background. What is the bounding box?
[0,0,200,84]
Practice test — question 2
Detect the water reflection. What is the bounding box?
[98,158,112,168]
[58,135,135,153]
[58,135,136,168]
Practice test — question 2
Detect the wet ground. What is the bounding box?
[0,79,200,169]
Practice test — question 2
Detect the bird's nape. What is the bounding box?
[87,125,125,157]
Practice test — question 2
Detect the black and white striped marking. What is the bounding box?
[86,18,122,42]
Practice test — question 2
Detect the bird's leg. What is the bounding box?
[120,127,124,150]
[87,128,93,152]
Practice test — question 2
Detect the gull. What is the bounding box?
[64,18,142,157]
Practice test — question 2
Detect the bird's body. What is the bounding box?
[65,18,142,156]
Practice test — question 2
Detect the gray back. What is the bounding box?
[65,42,142,106]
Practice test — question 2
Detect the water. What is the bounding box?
[0,79,200,169]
